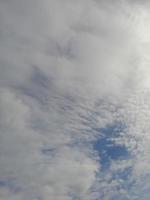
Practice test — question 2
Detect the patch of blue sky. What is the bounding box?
[112,167,132,181]
[93,122,129,170]
[93,122,133,199]
[113,167,135,193]
[94,122,126,137]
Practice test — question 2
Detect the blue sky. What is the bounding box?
[1,0,150,200]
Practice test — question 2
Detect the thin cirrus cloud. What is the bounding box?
[0,0,150,200]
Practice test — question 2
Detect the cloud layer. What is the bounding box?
[1,0,150,200]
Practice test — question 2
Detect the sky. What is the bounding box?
[1,0,150,200]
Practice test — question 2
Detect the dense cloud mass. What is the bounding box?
[1,0,150,199]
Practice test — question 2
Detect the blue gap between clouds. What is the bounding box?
[93,123,129,170]
[92,122,134,200]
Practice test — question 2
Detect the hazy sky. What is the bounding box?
[1,0,150,200]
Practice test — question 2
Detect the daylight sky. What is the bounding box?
[1,0,150,200]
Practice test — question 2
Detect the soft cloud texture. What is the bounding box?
[1,0,150,200]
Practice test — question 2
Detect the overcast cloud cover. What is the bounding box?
[1,0,150,199]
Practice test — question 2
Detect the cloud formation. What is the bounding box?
[1,0,150,200]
